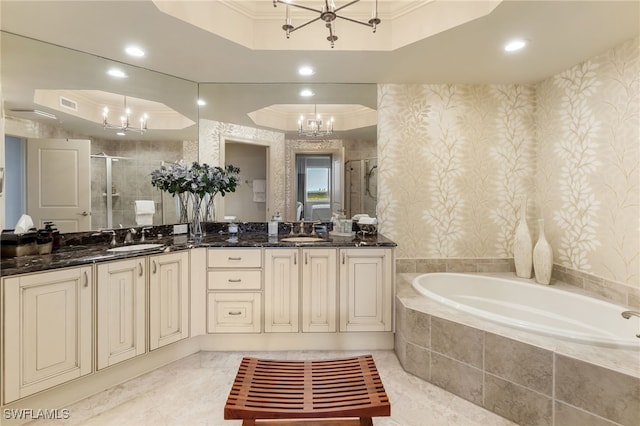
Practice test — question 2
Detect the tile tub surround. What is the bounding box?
[395,273,640,426]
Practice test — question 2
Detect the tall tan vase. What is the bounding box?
[513,197,532,279]
[533,219,553,284]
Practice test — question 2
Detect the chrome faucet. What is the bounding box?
[622,311,640,338]
[124,228,136,244]
[140,227,152,242]
[98,229,117,247]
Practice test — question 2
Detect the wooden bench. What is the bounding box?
[224,355,390,425]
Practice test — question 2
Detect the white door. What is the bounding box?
[26,138,91,232]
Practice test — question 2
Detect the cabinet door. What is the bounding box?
[97,258,146,369]
[339,248,393,332]
[264,249,299,332]
[301,248,337,332]
[149,251,189,350]
[3,266,92,403]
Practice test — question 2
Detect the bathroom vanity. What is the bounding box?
[0,227,396,414]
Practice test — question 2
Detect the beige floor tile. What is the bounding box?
[27,350,516,426]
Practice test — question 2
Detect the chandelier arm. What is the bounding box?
[335,15,373,27]
[275,0,323,14]
[290,17,322,33]
[334,0,361,13]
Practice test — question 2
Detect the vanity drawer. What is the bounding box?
[208,270,262,290]
[208,249,262,268]
[207,292,261,333]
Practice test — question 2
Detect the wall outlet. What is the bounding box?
[173,224,188,235]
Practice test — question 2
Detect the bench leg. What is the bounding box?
[242,420,256,426]
[359,417,373,426]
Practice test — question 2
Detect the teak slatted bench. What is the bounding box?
[224,355,390,426]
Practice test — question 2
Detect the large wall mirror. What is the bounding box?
[2,32,199,232]
[197,83,378,223]
[2,31,378,231]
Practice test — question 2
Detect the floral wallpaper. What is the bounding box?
[536,37,639,286]
[378,84,536,259]
[378,36,639,288]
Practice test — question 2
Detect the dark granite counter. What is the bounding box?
[1,224,396,277]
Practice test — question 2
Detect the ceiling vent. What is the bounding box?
[59,96,78,111]
[8,109,58,120]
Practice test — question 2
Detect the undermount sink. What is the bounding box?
[107,243,164,253]
[280,236,326,243]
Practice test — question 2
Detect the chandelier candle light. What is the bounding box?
[103,96,148,135]
[299,104,334,137]
[273,0,381,48]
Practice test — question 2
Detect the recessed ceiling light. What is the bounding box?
[107,68,127,78]
[125,45,145,57]
[300,89,315,97]
[298,66,315,76]
[504,39,527,52]
[197,99,207,106]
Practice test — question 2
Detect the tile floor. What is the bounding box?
[28,350,516,426]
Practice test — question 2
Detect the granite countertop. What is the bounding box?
[0,229,396,277]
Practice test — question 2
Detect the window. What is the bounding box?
[305,167,330,202]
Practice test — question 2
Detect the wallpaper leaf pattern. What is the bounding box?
[551,62,602,271]
[423,85,465,257]
[489,85,536,257]
[378,36,638,287]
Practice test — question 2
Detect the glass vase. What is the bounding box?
[189,193,204,240]
[177,192,189,223]
[204,192,217,223]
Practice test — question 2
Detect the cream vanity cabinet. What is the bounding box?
[339,248,393,332]
[149,251,190,350]
[207,248,262,333]
[96,258,147,369]
[264,248,337,333]
[3,266,93,403]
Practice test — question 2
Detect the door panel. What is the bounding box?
[26,138,91,232]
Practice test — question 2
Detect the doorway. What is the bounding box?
[225,142,268,222]
[296,154,333,221]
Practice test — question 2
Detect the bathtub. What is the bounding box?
[412,273,640,349]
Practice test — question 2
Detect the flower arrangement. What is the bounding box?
[150,160,240,197]
[151,161,240,234]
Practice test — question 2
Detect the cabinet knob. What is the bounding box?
[152,260,157,274]
[138,263,143,276]
[228,311,242,316]
[83,271,89,287]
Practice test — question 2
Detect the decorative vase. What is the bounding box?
[513,196,532,279]
[204,192,216,223]
[189,193,204,240]
[177,192,189,223]
[533,219,553,285]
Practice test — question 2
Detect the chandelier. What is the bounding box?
[103,96,148,135]
[273,0,381,48]
[299,105,334,137]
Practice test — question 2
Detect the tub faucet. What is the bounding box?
[622,311,640,338]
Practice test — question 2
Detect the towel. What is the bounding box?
[253,179,266,202]
[135,200,155,226]
[135,200,155,214]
